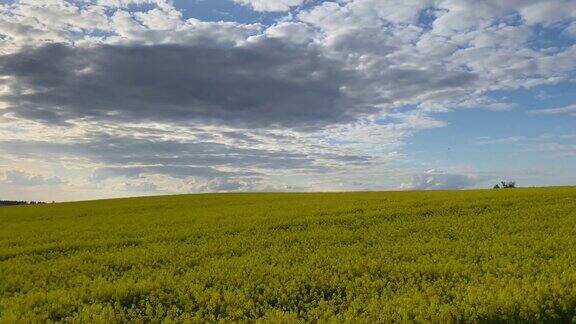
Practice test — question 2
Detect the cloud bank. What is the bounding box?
[0,41,371,129]
[0,0,575,200]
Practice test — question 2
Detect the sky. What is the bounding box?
[0,0,575,201]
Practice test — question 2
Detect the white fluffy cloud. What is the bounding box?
[233,0,305,12]
[401,170,485,190]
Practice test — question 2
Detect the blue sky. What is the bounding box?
[408,82,576,169]
[0,0,575,201]
[173,0,278,23]
[172,0,327,23]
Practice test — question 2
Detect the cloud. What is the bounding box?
[529,104,576,116]
[0,41,372,130]
[0,0,110,53]
[401,170,484,190]
[518,1,576,26]
[294,1,576,117]
[187,177,248,192]
[4,0,572,133]
[123,181,159,193]
[233,0,305,12]
[567,22,576,37]
[0,127,372,188]
[265,22,318,44]
[91,166,247,182]
[2,170,63,186]
[0,0,575,199]
[475,133,576,159]
[0,0,260,52]
[96,0,168,8]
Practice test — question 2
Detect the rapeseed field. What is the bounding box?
[1,187,576,322]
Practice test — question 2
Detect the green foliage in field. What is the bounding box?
[1,188,576,323]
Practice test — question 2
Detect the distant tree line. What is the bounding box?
[493,181,516,189]
[0,200,47,206]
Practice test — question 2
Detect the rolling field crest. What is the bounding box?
[1,188,576,322]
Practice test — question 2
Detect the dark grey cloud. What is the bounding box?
[0,132,369,181]
[221,131,263,144]
[91,165,248,181]
[0,40,373,130]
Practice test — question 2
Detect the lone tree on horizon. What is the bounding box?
[494,181,516,189]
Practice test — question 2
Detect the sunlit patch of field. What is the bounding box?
[1,188,576,322]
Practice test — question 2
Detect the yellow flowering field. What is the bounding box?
[1,188,576,322]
